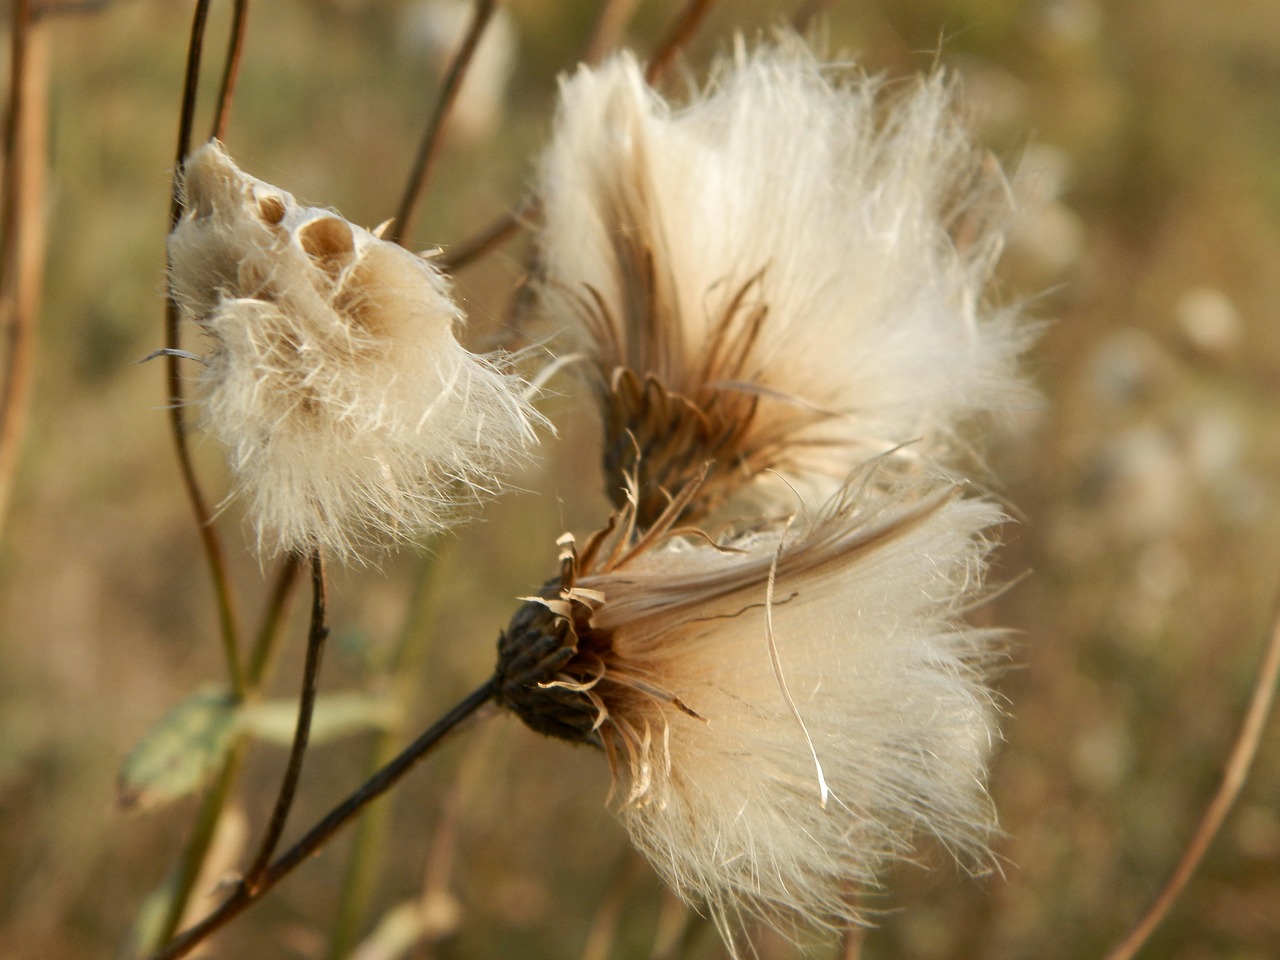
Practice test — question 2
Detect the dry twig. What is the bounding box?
[0,0,48,537]
[147,682,497,960]
[1102,598,1280,960]
[390,0,498,247]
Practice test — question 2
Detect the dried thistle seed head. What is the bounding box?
[495,472,1005,943]
[167,141,543,561]
[535,39,1035,528]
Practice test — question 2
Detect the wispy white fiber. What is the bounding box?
[536,40,1033,512]
[167,142,542,561]
[531,474,1005,941]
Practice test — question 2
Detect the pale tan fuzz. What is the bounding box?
[168,142,541,560]
[536,41,1035,523]
[503,473,1004,943]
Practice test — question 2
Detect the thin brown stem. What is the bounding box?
[1102,599,1280,960]
[242,550,328,888]
[0,0,46,538]
[389,0,497,247]
[790,0,837,34]
[166,0,244,695]
[172,0,210,226]
[149,742,250,950]
[148,680,498,960]
[580,0,643,66]
[210,0,249,143]
[838,926,866,960]
[149,556,303,949]
[439,0,715,275]
[326,551,446,959]
[436,191,536,274]
[644,0,718,85]
[247,555,302,687]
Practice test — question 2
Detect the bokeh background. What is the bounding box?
[1,0,1278,957]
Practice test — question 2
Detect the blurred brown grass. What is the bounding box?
[1,0,1278,957]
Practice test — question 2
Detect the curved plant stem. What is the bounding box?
[436,191,535,274]
[242,550,328,889]
[148,680,498,960]
[580,0,643,66]
[153,0,294,912]
[644,0,718,85]
[167,0,244,696]
[437,0,717,275]
[838,926,866,960]
[210,0,249,143]
[246,556,302,686]
[150,741,250,949]
[0,0,46,539]
[1102,599,1280,960]
[326,552,446,959]
[388,0,497,247]
[149,558,304,950]
[171,0,209,227]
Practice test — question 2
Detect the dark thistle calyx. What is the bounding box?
[494,538,611,745]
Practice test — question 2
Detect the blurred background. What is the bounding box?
[1,0,1277,957]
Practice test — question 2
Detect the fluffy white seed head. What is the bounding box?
[536,40,1034,522]
[167,141,541,561]
[497,473,1004,942]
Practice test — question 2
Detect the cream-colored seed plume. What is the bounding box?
[167,142,541,560]
[536,41,1032,518]
[509,476,1003,939]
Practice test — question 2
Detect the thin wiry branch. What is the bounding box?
[147,680,498,960]
[166,0,244,694]
[242,550,329,889]
[389,0,498,247]
[149,741,250,950]
[246,555,303,685]
[439,0,718,273]
[436,190,535,273]
[149,554,304,950]
[209,0,249,142]
[644,0,718,84]
[0,0,47,538]
[326,551,446,959]
[579,0,643,67]
[1102,596,1280,960]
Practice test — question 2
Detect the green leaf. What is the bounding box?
[117,686,238,812]
[237,691,399,746]
[129,870,176,955]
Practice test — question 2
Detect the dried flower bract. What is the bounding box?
[535,41,1032,527]
[167,142,541,560]
[496,471,1003,939]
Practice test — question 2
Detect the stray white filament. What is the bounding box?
[764,513,830,809]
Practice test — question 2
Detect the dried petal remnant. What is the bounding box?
[167,142,542,560]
